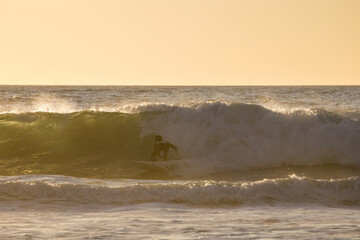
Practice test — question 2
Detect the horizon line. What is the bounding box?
[1,84,359,87]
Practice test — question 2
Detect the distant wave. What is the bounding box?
[0,102,359,178]
[0,175,359,206]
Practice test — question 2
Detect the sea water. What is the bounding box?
[0,86,359,239]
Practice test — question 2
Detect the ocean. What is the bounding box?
[0,85,359,239]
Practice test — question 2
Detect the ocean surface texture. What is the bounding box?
[0,86,359,239]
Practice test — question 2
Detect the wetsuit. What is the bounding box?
[151,140,177,161]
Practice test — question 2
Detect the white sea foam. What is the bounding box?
[139,102,360,175]
[0,175,359,206]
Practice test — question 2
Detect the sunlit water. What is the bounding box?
[0,86,359,239]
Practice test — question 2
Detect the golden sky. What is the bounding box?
[0,0,359,85]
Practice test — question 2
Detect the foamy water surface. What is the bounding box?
[0,86,359,239]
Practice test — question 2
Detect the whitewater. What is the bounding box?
[0,86,359,239]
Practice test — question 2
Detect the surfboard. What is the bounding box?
[133,160,183,170]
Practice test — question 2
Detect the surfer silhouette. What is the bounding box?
[150,135,177,161]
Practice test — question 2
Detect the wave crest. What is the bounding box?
[0,102,359,178]
[0,175,359,206]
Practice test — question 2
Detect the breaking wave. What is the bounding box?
[0,174,359,206]
[0,102,359,178]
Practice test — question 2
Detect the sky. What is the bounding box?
[0,0,359,85]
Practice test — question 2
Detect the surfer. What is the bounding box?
[150,135,177,161]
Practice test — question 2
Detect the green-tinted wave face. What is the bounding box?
[0,112,154,178]
[1,102,360,180]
